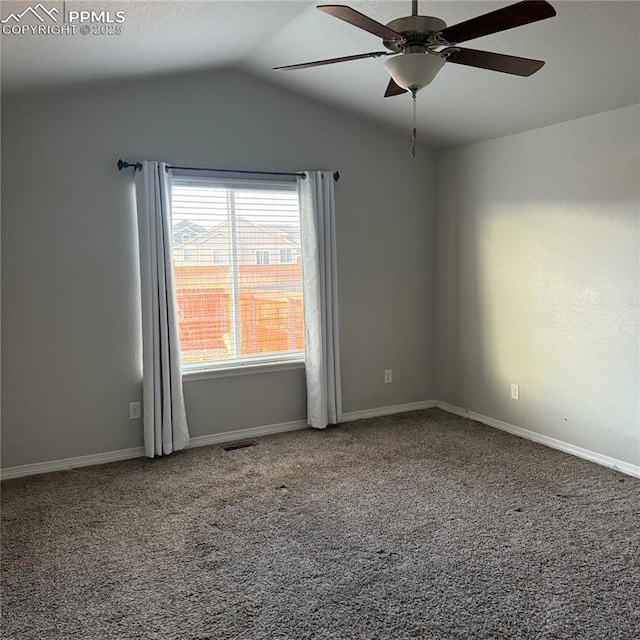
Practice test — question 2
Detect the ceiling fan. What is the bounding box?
[274,1,557,97]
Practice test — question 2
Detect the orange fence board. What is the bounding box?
[175,265,304,362]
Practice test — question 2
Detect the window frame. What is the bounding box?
[279,248,295,264]
[183,248,197,262]
[170,170,305,376]
[255,249,270,265]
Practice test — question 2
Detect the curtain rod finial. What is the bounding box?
[333,171,340,182]
[118,159,143,172]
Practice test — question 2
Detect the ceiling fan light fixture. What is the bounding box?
[383,53,445,92]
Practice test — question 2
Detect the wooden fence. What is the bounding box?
[174,265,303,362]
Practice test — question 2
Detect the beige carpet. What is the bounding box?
[2,409,639,639]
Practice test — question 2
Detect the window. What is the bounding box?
[212,249,226,264]
[170,174,304,370]
[255,250,270,265]
[183,248,197,262]
[280,249,294,264]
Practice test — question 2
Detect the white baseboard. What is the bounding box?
[4,401,638,481]
[0,446,147,481]
[187,419,308,449]
[341,400,437,422]
[435,401,640,480]
[1,402,438,480]
[1,420,309,481]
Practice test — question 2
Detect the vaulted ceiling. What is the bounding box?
[2,1,639,147]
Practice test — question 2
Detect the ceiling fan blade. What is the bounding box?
[318,5,403,42]
[384,78,408,97]
[437,0,556,45]
[274,51,389,71]
[442,47,545,76]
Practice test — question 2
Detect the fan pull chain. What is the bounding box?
[411,89,417,158]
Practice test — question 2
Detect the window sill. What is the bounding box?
[182,359,305,382]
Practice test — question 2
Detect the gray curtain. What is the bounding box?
[298,171,342,428]
[134,161,190,456]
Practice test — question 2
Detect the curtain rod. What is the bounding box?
[117,159,340,182]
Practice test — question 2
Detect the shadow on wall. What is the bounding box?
[436,172,490,412]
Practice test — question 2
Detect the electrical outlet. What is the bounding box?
[510,384,520,400]
[129,402,141,419]
[384,369,393,384]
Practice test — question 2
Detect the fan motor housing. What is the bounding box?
[383,15,447,51]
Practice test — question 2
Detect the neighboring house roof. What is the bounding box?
[173,216,299,250]
[171,220,206,244]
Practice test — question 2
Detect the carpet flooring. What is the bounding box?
[2,408,639,639]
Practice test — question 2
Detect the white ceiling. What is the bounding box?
[2,0,639,147]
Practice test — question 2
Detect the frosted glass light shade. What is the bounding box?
[384,53,445,91]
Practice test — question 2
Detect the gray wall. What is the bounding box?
[435,105,640,466]
[1,68,437,468]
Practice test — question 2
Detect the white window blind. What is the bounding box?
[170,174,304,370]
